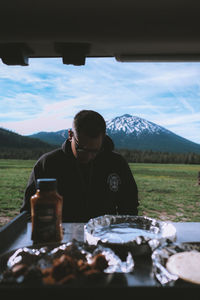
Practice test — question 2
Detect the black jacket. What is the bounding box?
[21,136,139,222]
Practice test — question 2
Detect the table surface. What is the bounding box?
[1,221,200,289]
[6,221,200,252]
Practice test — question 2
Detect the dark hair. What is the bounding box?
[73,110,106,138]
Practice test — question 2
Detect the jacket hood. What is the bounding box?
[61,134,114,155]
[103,135,114,151]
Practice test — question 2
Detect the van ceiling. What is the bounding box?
[0,0,200,65]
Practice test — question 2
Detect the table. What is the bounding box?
[2,221,200,255]
[0,213,200,298]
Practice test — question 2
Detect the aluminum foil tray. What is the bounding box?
[152,241,200,286]
[0,239,134,287]
[84,215,176,257]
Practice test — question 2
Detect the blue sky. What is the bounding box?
[0,57,200,144]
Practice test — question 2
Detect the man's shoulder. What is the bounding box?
[109,150,125,158]
[105,150,127,164]
[37,147,65,164]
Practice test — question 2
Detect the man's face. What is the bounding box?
[71,132,104,164]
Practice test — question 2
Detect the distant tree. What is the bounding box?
[116,148,200,164]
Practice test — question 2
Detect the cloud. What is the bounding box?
[1,59,200,143]
[155,112,200,126]
[178,98,195,113]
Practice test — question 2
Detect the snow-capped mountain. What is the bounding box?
[106,114,200,153]
[106,114,169,136]
[28,114,200,153]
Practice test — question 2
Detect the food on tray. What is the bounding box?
[42,253,108,285]
[166,251,200,285]
[0,246,109,285]
[0,240,135,285]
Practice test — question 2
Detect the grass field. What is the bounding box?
[0,159,200,227]
[130,163,200,222]
[0,159,35,226]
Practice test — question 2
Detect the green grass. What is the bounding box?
[0,159,35,220]
[130,163,200,222]
[0,159,200,226]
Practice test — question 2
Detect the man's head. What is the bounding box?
[68,110,106,164]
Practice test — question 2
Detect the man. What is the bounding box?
[21,110,139,222]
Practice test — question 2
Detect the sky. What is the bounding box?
[0,57,200,144]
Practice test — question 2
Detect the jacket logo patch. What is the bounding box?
[107,173,121,192]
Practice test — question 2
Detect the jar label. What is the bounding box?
[32,203,57,243]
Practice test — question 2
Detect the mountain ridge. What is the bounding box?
[106,114,200,153]
[27,114,200,154]
[27,114,200,153]
[0,127,55,149]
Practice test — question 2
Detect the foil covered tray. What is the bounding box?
[84,215,176,257]
[152,241,200,286]
[0,239,134,287]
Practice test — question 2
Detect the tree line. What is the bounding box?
[0,147,55,160]
[0,146,200,164]
[117,149,200,164]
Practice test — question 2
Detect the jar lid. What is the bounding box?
[36,178,57,190]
